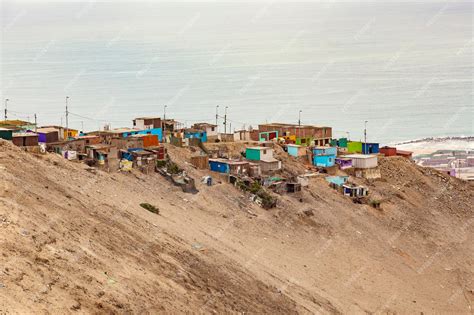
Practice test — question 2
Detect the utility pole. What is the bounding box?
[364,120,368,154]
[346,131,350,140]
[34,114,37,132]
[81,121,84,133]
[215,105,219,130]
[163,105,167,143]
[224,106,228,134]
[298,110,302,126]
[4,99,9,121]
[65,96,69,139]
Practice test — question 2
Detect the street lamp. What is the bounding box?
[65,96,70,139]
[224,106,228,134]
[4,99,9,121]
[364,120,368,154]
[163,105,168,143]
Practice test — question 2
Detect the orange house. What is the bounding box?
[131,134,159,147]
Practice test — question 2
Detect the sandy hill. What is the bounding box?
[0,140,473,314]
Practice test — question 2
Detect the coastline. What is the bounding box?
[392,136,474,157]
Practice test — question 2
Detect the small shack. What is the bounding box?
[209,159,229,173]
[396,150,413,159]
[36,127,60,144]
[287,144,306,157]
[12,133,38,147]
[0,128,14,140]
[335,157,352,170]
[344,154,378,169]
[380,146,397,156]
[362,142,380,154]
[342,184,368,198]
[191,155,209,169]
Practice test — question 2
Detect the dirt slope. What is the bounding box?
[0,140,473,314]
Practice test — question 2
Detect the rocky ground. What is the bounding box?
[0,139,473,314]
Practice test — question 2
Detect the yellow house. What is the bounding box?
[64,129,79,139]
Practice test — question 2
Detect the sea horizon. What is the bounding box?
[1,1,472,143]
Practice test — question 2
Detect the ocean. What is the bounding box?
[1,1,472,143]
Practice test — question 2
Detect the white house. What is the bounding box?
[345,154,378,169]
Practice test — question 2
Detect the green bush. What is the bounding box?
[140,203,160,214]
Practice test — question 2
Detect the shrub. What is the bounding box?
[140,203,160,214]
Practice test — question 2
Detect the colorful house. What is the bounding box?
[335,157,353,169]
[312,146,337,167]
[347,141,363,153]
[326,176,349,186]
[331,137,348,148]
[362,142,380,154]
[12,133,39,147]
[65,129,79,139]
[123,128,163,142]
[295,136,313,146]
[184,129,207,143]
[0,128,14,140]
[345,154,378,169]
[193,123,218,140]
[380,146,397,156]
[287,144,306,157]
[209,159,229,173]
[36,127,60,143]
[246,147,274,161]
[245,147,281,172]
[259,131,279,142]
[0,120,36,131]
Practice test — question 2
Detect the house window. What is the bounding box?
[147,131,151,134]
[263,150,267,154]
[211,127,215,131]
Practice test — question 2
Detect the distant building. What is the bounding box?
[287,144,306,157]
[258,123,332,146]
[193,123,218,141]
[12,133,39,147]
[184,129,207,143]
[0,128,14,140]
[380,146,397,156]
[0,120,36,131]
[36,127,60,144]
[362,142,380,154]
[345,154,378,169]
[133,117,162,130]
[396,150,413,159]
[245,147,281,172]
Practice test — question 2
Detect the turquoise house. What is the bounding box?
[184,129,207,143]
[313,155,336,167]
[123,128,163,142]
[287,144,305,157]
[313,146,337,156]
[312,146,336,167]
[246,147,273,161]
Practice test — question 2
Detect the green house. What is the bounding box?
[331,137,348,148]
[0,128,13,140]
[295,136,313,146]
[246,147,273,161]
[347,141,362,153]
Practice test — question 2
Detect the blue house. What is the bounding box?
[123,128,163,142]
[312,146,337,167]
[362,142,379,154]
[184,129,207,143]
[209,159,229,173]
